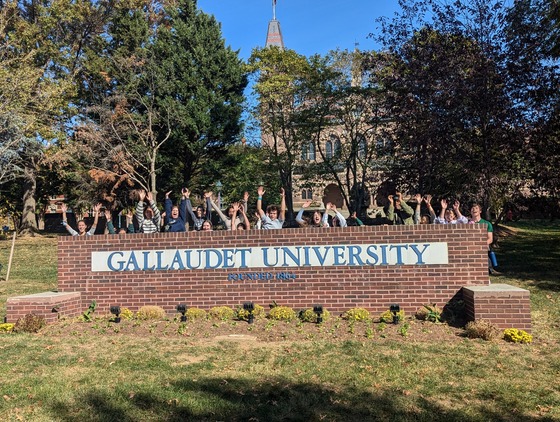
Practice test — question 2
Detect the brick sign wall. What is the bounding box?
[57,224,490,315]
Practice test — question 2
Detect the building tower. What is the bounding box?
[265,0,284,49]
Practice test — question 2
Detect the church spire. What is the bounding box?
[265,0,284,49]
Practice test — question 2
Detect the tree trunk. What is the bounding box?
[19,163,39,236]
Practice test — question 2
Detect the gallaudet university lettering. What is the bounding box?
[91,243,448,272]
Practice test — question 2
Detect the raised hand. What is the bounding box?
[146,191,153,202]
[138,190,146,202]
[302,200,312,208]
[257,186,265,197]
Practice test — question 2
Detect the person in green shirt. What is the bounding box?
[470,203,498,274]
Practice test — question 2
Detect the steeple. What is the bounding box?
[265,0,284,49]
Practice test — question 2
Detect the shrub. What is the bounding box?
[185,308,207,320]
[503,328,533,344]
[0,323,15,333]
[379,309,406,323]
[136,305,167,320]
[464,319,499,340]
[299,308,332,323]
[208,306,236,321]
[119,307,134,320]
[342,308,370,322]
[79,300,97,322]
[14,314,46,333]
[268,306,297,322]
[237,304,265,321]
[415,304,443,323]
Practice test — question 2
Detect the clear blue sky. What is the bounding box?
[197,0,402,59]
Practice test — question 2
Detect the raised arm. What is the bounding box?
[230,202,240,231]
[88,203,102,235]
[135,190,146,226]
[296,200,312,224]
[438,198,448,220]
[413,193,422,224]
[453,200,468,223]
[60,203,78,236]
[105,209,115,234]
[256,186,265,217]
[239,202,251,230]
[146,191,161,227]
[279,187,286,222]
[332,204,347,227]
[397,192,414,216]
[423,195,436,222]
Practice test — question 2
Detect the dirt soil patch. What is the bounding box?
[40,316,468,345]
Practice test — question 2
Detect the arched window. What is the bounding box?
[326,138,333,159]
[307,189,313,200]
[358,135,367,159]
[334,139,342,157]
[302,190,308,199]
[308,142,316,161]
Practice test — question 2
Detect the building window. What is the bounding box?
[302,141,316,161]
[326,138,333,159]
[308,142,315,161]
[302,189,313,200]
[358,135,367,159]
[334,139,342,157]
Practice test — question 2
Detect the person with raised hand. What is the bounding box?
[386,191,414,225]
[230,202,251,231]
[435,199,468,224]
[164,188,188,232]
[61,202,101,236]
[256,186,285,229]
[135,190,161,233]
[413,194,436,224]
[324,202,347,227]
[185,190,212,231]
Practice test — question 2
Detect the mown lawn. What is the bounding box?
[0,222,559,422]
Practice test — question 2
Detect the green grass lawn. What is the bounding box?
[0,222,559,422]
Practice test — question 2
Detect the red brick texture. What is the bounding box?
[462,284,532,332]
[6,292,82,323]
[53,224,493,316]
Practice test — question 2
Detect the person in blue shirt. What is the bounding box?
[164,189,188,232]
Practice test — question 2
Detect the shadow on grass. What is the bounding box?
[495,222,560,291]
[48,377,552,422]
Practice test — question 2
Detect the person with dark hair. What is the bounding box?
[135,190,161,233]
[164,189,188,232]
[323,202,347,227]
[295,200,326,228]
[231,202,251,231]
[386,192,414,225]
[413,194,436,224]
[209,191,248,230]
[256,186,285,229]
[435,199,468,224]
[61,202,101,236]
[185,190,212,231]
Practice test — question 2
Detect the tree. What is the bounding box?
[298,49,393,217]
[0,0,83,234]
[373,0,527,215]
[247,47,327,220]
[71,0,246,206]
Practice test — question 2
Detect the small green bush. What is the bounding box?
[14,314,46,333]
[379,309,405,323]
[208,306,236,321]
[299,308,332,323]
[503,328,533,344]
[185,308,207,320]
[136,305,167,320]
[0,323,15,333]
[268,306,297,321]
[237,304,265,321]
[415,304,442,323]
[343,308,370,322]
[464,319,499,340]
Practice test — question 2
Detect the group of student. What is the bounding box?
[61,187,493,246]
